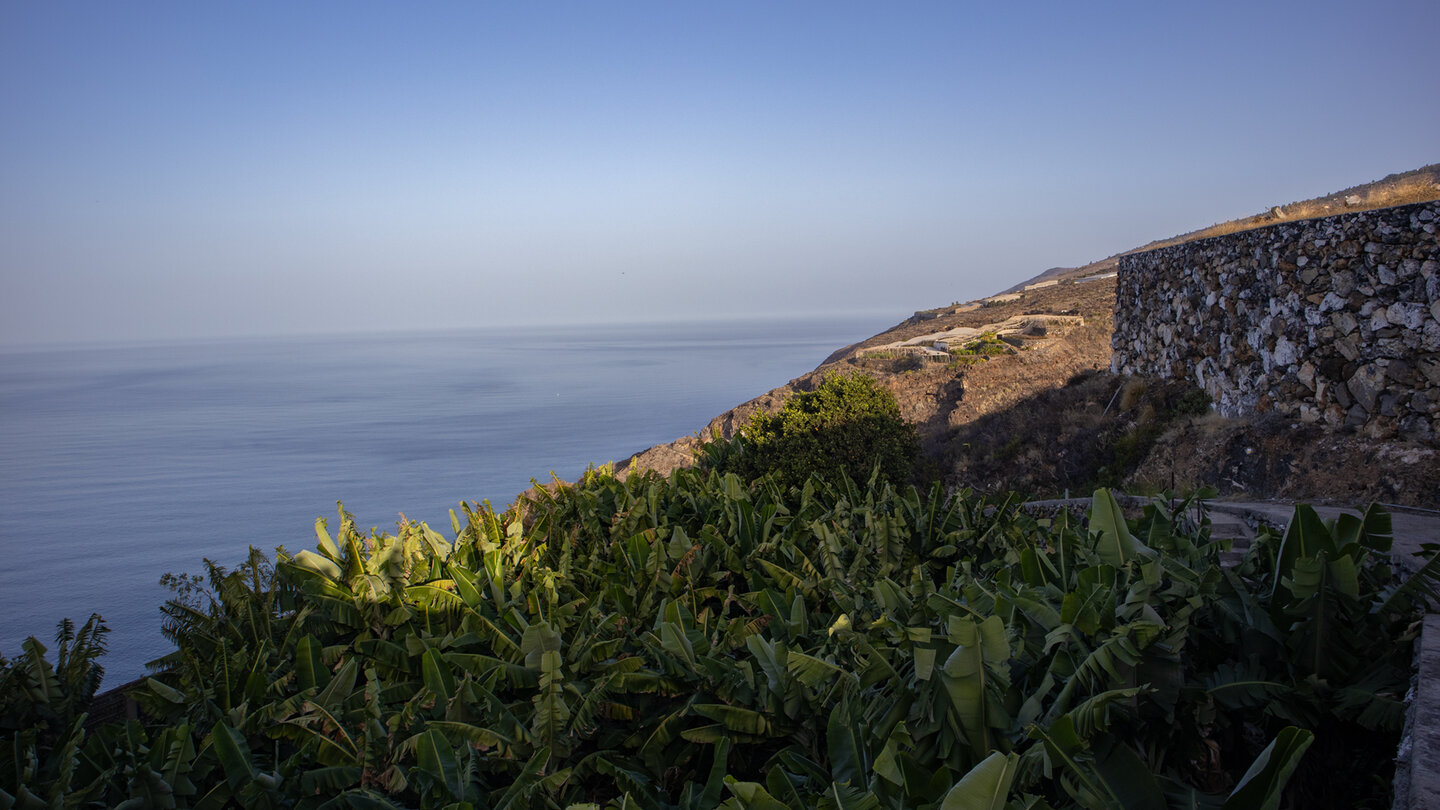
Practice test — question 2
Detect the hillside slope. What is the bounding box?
[616,165,1440,506]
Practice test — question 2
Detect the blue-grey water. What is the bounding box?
[0,315,890,685]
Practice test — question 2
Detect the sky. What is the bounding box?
[1,1,1437,347]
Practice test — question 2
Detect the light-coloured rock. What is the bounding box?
[1425,321,1440,352]
[1297,361,1317,391]
[1350,364,1390,413]
[864,313,1084,358]
[1371,308,1393,333]
[1272,337,1299,368]
[1388,302,1427,329]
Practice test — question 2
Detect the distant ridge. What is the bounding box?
[999,266,1076,295]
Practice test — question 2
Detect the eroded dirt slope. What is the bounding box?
[617,274,1116,477]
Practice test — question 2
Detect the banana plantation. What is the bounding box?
[3,468,1436,808]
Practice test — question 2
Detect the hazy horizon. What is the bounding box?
[0,308,903,354]
[3,1,1437,347]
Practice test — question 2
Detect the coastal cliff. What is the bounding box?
[616,165,1440,507]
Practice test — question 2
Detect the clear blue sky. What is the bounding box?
[2,1,1436,346]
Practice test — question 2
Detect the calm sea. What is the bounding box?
[0,315,891,685]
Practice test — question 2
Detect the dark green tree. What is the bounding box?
[704,372,919,489]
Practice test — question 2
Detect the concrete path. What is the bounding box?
[1205,499,1440,575]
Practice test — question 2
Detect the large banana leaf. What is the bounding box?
[414,728,464,802]
[938,616,1011,759]
[722,776,794,810]
[1222,727,1313,810]
[938,751,1017,810]
[827,703,870,790]
[1088,489,1156,568]
[1029,716,1164,810]
[1270,505,1336,603]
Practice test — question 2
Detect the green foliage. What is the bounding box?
[953,334,1010,358]
[1,477,1431,808]
[1172,388,1211,417]
[942,335,1011,370]
[858,351,929,373]
[703,372,919,490]
[0,615,110,807]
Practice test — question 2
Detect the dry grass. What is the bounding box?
[1125,164,1440,255]
[1117,379,1147,412]
[997,163,1440,292]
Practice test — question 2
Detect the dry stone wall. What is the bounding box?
[1112,201,1440,443]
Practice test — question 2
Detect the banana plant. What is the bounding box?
[9,468,1429,809]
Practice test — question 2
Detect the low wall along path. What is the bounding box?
[1112,200,1440,443]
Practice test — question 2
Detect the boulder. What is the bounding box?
[1346,363,1388,414]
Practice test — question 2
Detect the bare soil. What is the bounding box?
[616,273,1117,478]
[1138,414,1440,509]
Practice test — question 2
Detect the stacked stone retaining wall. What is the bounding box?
[1112,201,1440,443]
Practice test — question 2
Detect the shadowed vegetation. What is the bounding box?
[943,372,1211,497]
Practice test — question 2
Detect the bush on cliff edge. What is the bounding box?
[702,371,919,489]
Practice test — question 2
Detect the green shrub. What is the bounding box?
[954,333,1008,357]
[1174,386,1212,416]
[703,372,918,489]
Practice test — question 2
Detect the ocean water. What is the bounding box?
[0,315,891,685]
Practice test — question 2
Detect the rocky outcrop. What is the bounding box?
[1113,201,1440,443]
